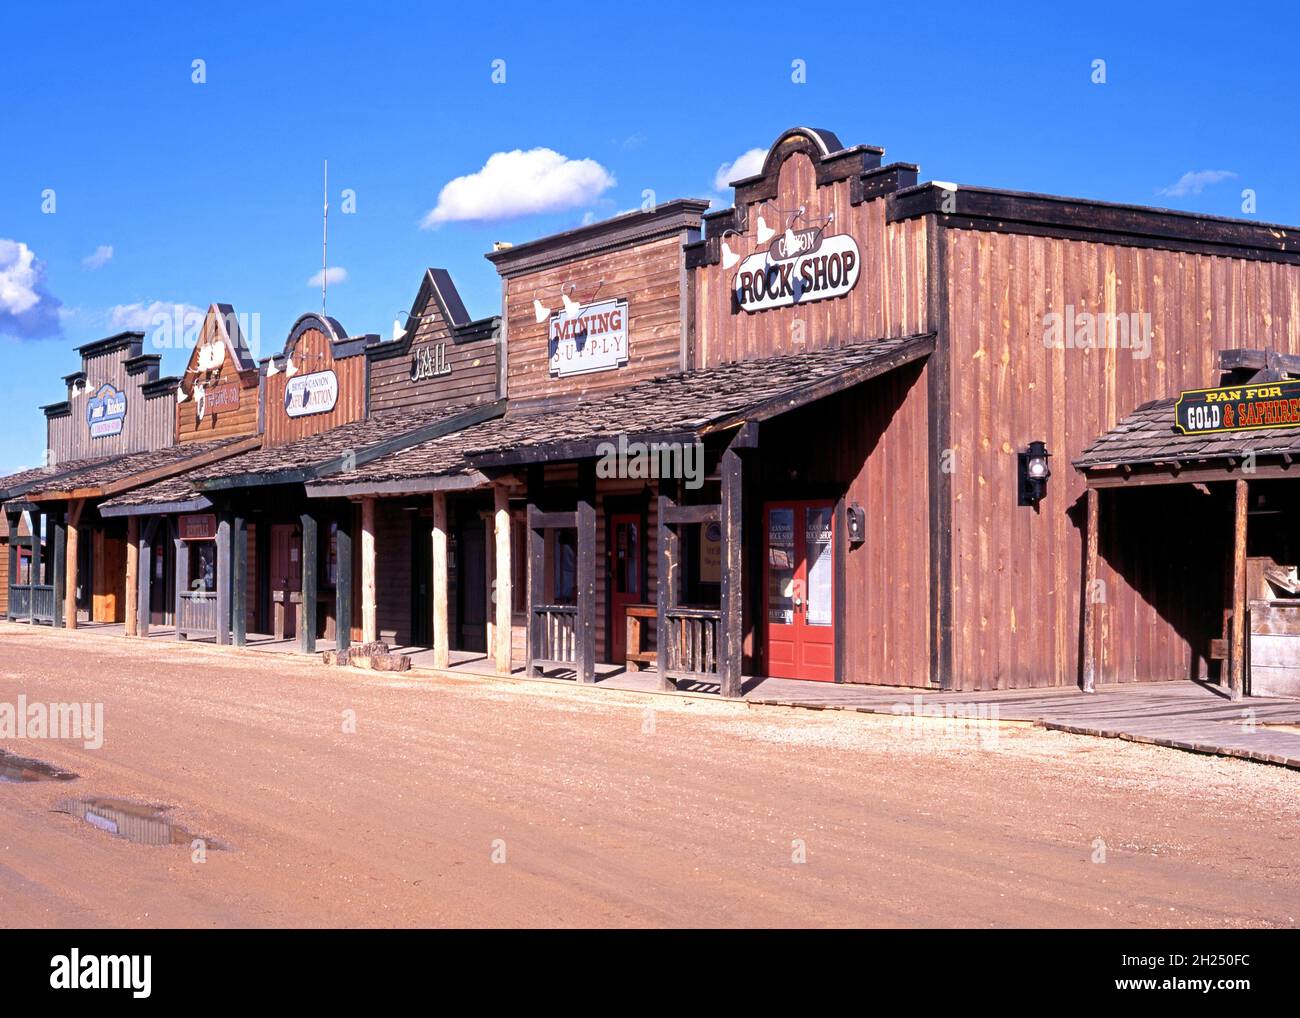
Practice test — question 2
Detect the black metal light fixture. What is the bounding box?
[1017,441,1052,507]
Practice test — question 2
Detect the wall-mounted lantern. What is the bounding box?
[1017,441,1052,507]
[846,503,866,545]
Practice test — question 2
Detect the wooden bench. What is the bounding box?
[625,604,657,671]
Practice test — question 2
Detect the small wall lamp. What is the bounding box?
[1017,441,1052,507]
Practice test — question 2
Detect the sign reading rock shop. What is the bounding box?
[284,370,339,418]
[733,229,860,313]
[87,383,127,438]
[1175,378,1300,435]
[549,298,629,377]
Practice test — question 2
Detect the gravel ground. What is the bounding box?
[0,622,1296,928]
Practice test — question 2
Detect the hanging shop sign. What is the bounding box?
[178,514,217,541]
[733,229,861,313]
[1174,379,1300,435]
[86,383,127,438]
[410,342,452,382]
[196,382,240,422]
[284,370,339,418]
[548,298,629,377]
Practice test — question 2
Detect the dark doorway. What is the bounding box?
[457,522,486,652]
[411,519,432,647]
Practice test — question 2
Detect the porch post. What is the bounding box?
[300,510,318,654]
[432,492,450,668]
[137,518,154,639]
[333,507,350,653]
[525,507,544,678]
[51,511,65,629]
[64,499,82,629]
[31,509,43,624]
[360,496,377,644]
[493,484,512,674]
[576,461,597,683]
[1080,485,1099,693]
[5,510,17,621]
[215,511,231,646]
[232,513,248,647]
[719,446,745,698]
[1229,478,1248,700]
[174,524,188,640]
[124,515,139,636]
[656,479,678,691]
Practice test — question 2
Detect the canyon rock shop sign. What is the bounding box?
[86,383,127,438]
[549,298,629,377]
[284,370,340,418]
[733,229,861,313]
[1174,378,1300,434]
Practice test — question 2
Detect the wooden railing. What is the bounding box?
[7,584,55,624]
[531,604,578,665]
[663,607,720,680]
[177,590,218,638]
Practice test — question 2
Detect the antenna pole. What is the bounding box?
[322,159,329,316]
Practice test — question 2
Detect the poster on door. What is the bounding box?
[700,521,721,583]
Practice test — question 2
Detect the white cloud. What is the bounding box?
[308,266,348,288]
[422,148,616,227]
[82,244,113,270]
[714,148,767,192]
[1158,169,1238,198]
[0,238,62,339]
[107,300,205,350]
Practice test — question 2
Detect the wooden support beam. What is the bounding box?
[1230,478,1248,700]
[63,500,81,629]
[124,515,139,637]
[719,447,744,698]
[525,505,545,678]
[1080,487,1099,693]
[5,511,17,621]
[361,496,377,645]
[137,518,154,639]
[215,512,231,646]
[432,492,450,669]
[232,514,248,647]
[655,484,678,691]
[300,510,318,655]
[493,484,512,674]
[333,509,350,653]
[174,525,188,640]
[50,512,65,629]
[576,461,597,683]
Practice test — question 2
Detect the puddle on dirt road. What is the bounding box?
[54,797,226,850]
[0,749,78,783]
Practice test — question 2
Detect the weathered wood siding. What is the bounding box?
[691,152,929,368]
[47,337,175,462]
[261,321,367,447]
[501,234,689,407]
[943,227,1300,689]
[368,275,499,413]
[177,308,260,443]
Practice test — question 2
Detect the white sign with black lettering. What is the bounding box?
[548,298,629,377]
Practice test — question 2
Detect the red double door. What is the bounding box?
[763,501,836,682]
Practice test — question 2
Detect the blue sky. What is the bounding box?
[1,0,1295,472]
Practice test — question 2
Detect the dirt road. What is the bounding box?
[0,623,1296,928]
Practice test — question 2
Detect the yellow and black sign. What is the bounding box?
[1174,379,1300,435]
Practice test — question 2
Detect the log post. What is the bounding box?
[300,510,318,655]
[138,518,154,639]
[493,484,512,674]
[361,496,377,644]
[1230,478,1248,700]
[174,522,188,640]
[232,514,248,647]
[216,512,231,646]
[64,500,82,629]
[719,447,744,698]
[50,511,65,628]
[124,515,139,637]
[333,508,350,653]
[432,492,450,669]
[4,510,17,621]
[1080,486,1099,693]
[656,479,678,691]
[576,461,597,683]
